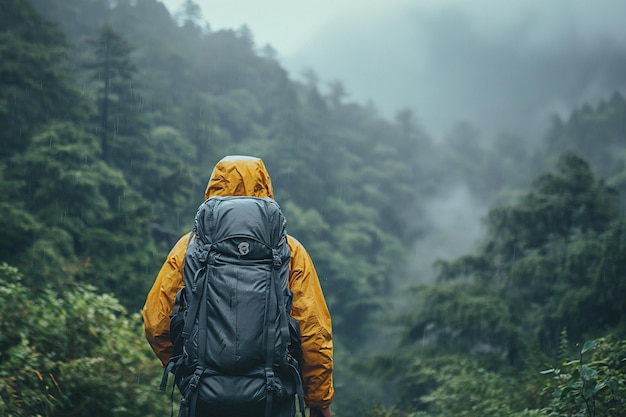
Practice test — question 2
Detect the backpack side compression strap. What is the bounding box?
[263,249,281,417]
[182,254,210,417]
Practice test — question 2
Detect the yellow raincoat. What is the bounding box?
[142,155,334,408]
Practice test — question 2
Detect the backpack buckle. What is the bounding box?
[272,249,282,269]
[266,370,279,392]
[197,244,212,263]
[189,368,203,391]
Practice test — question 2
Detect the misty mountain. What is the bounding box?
[285,0,626,141]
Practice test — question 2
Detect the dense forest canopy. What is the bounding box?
[1,1,625,416]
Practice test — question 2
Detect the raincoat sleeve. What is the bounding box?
[287,236,334,408]
[142,233,189,366]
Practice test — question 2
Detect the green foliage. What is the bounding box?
[0,0,81,159]
[0,167,39,259]
[418,358,530,417]
[400,282,521,361]
[541,337,626,417]
[84,25,143,163]
[544,93,626,209]
[0,263,166,417]
[5,122,157,307]
[144,125,198,233]
[378,152,626,417]
[362,404,428,417]
[84,25,201,245]
[434,153,625,351]
[365,352,545,417]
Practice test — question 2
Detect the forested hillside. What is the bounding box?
[1,1,625,416]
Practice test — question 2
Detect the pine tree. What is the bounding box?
[85,25,139,164]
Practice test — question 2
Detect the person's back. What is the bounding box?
[143,156,334,417]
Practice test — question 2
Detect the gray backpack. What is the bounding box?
[162,196,304,417]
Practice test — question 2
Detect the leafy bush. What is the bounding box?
[541,337,626,417]
[0,263,168,417]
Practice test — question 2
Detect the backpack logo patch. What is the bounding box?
[238,241,250,256]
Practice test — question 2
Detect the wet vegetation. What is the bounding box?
[1,0,625,416]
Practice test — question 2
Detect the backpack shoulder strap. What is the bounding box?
[181,244,211,339]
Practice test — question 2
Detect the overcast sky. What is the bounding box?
[159,0,626,57]
[160,0,417,56]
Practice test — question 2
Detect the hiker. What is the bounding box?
[143,155,333,417]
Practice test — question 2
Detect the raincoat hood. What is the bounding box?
[204,155,274,200]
